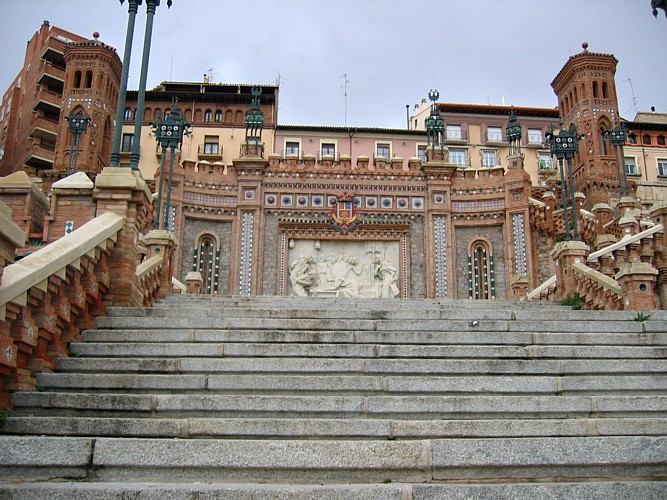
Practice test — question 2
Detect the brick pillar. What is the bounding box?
[144,229,178,300]
[616,262,659,310]
[93,167,152,307]
[185,271,203,294]
[650,202,667,308]
[45,172,95,244]
[510,275,529,300]
[551,240,590,301]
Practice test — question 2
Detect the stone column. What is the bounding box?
[551,240,590,301]
[93,167,152,307]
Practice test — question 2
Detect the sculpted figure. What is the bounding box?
[373,257,399,298]
[289,255,316,296]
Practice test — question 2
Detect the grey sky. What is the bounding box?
[1,1,665,128]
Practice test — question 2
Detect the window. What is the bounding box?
[417,145,427,162]
[123,108,132,121]
[593,81,599,98]
[658,135,666,146]
[538,152,553,170]
[204,110,212,122]
[203,135,219,154]
[214,110,222,122]
[643,134,652,145]
[528,129,543,144]
[602,82,609,99]
[376,143,390,159]
[628,134,637,144]
[84,70,93,89]
[599,127,609,155]
[482,150,497,168]
[486,126,503,142]
[658,159,667,177]
[73,70,82,88]
[321,143,335,156]
[121,133,133,152]
[446,124,462,140]
[449,149,467,166]
[285,141,300,156]
[624,157,638,176]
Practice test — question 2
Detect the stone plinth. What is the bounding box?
[616,262,659,310]
[46,172,95,244]
[185,271,203,294]
[144,229,178,300]
[0,202,25,287]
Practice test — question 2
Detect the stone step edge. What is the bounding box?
[0,480,664,500]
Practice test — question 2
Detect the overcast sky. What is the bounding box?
[1,1,665,128]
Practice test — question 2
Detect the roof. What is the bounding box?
[276,124,426,136]
[633,112,667,125]
[551,48,618,87]
[437,103,559,118]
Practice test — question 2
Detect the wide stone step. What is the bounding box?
[94,315,650,333]
[3,415,666,439]
[81,328,667,346]
[11,393,667,419]
[1,481,664,500]
[0,435,664,483]
[68,341,667,359]
[54,357,667,375]
[34,372,667,395]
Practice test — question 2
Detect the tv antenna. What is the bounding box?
[340,73,349,127]
[622,78,640,117]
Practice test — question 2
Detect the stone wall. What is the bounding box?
[410,218,425,298]
[455,224,506,299]
[261,213,279,295]
[180,217,232,295]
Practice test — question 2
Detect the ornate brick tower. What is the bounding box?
[53,33,122,177]
[551,42,621,207]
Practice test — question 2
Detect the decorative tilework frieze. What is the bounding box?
[512,213,527,275]
[239,212,254,295]
[434,216,447,299]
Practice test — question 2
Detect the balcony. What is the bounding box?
[37,59,65,92]
[197,144,222,161]
[29,114,59,141]
[41,36,66,68]
[445,129,468,145]
[33,87,62,114]
[485,131,507,146]
[24,142,55,169]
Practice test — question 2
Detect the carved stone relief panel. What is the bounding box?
[287,240,400,298]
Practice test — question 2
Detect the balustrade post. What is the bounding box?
[144,229,177,300]
[616,262,658,310]
[93,167,152,307]
[551,240,590,302]
[185,271,203,294]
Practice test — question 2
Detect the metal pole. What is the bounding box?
[130,0,159,171]
[567,157,579,240]
[164,146,176,230]
[619,143,629,196]
[558,158,570,241]
[72,132,81,174]
[110,0,141,168]
[613,142,623,198]
[154,144,168,229]
[67,131,77,175]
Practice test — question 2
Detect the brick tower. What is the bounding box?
[551,42,622,207]
[53,33,122,178]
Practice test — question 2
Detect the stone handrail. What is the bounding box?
[0,212,124,406]
[572,261,623,310]
[587,224,664,263]
[526,275,556,301]
[0,212,124,318]
[172,276,187,293]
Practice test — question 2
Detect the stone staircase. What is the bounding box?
[1,295,666,498]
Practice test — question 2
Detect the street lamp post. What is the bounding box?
[151,102,190,230]
[608,124,629,196]
[64,109,91,175]
[546,123,583,241]
[506,108,523,156]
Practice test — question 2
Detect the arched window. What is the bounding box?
[235,110,243,124]
[581,83,587,99]
[193,235,219,294]
[643,134,652,145]
[225,110,233,123]
[658,135,666,146]
[123,108,132,121]
[84,70,93,88]
[204,110,212,122]
[73,70,82,88]
[468,240,495,300]
[592,81,599,98]
[214,110,222,122]
[602,82,609,99]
